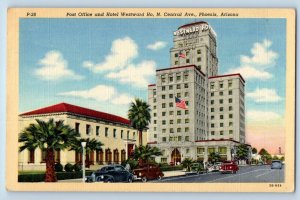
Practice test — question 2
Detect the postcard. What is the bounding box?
[6,8,295,192]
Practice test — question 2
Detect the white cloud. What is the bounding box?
[35,50,84,81]
[227,65,273,80]
[58,84,133,105]
[147,41,167,50]
[247,88,282,103]
[246,110,282,123]
[106,60,156,88]
[82,37,138,73]
[226,39,278,80]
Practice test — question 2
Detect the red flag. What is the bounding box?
[179,51,185,58]
[175,97,187,109]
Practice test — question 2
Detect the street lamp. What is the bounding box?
[81,141,87,183]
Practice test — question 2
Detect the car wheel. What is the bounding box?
[128,176,133,183]
[105,178,114,183]
[141,176,147,183]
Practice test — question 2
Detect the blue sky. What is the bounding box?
[19,18,286,124]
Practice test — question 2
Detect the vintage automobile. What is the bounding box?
[133,163,164,182]
[207,164,220,172]
[85,165,134,183]
[219,161,239,174]
[271,160,283,169]
[186,163,207,175]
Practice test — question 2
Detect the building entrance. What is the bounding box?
[171,148,181,163]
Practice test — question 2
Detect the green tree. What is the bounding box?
[258,148,269,155]
[182,158,193,172]
[258,148,272,164]
[19,119,79,182]
[128,98,151,146]
[280,156,285,161]
[133,145,162,165]
[252,147,258,154]
[236,144,250,160]
[70,138,103,168]
[208,152,221,164]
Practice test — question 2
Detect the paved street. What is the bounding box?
[154,165,284,183]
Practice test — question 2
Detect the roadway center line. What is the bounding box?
[255,170,274,178]
[207,169,268,183]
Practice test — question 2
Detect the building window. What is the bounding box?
[55,150,61,163]
[185,136,189,141]
[185,127,189,132]
[228,80,232,87]
[184,92,189,97]
[169,76,173,82]
[169,94,173,98]
[229,122,233,126]
[210,83,215,89]
[105,127,109,137]
[220,131,224,135]
[177,110,181,115]
[169,120,174,124]
[162,94,166,99]
[176,84,181,89]
[41,149,46,163]
[185,118,189,124]
[170,128,174,133]
[197,49,201,54]
[162,120,166,125]
[177,128,181,133]
[184,83,189,88]
[184,73,189,81]
[229,130,233,134]
[219,91,223,96]
[154,127,156,131]
[211,131,215,135]
[153,98,156,103]
[169,102,174,107]
[176,74,181,81]
[197,147,205,154]
[197,57,201,62]
[162,103,166,108]
[86,124,91,135]
[219,81,223,88]
[211,108,214,112]
[177,93,181,98]
[220,115,223,119]
[211,100,214,105]
[229,98,233,103]
[162,86,166,91]
[169,85,173,90]
[28,149,35,163]
[220,107,223,112]
[186,101,189,106]
[154,120,157,124]
[153,89,156,95]
[153,113,157,117]
[121,130,123,139]
[185,110,189,115]
[220,123,224,127]
[175,53,178,57]
[186,148,190,154]
[154,134,157,138]
[75,123,80,134]
[133,132,136,139]
[162,112,166,116]
[219,99,223,104]
[211,115,214,120]
[178,136,182,141]
[229,90,233,95]
[113,129,117,138]
[211,123,215,128]
[153,105,156,110]
[175,61,178,65]
[96,126,100,136]
[229,106,233,111]
[186,59,190,63]
[177,119,181,124]
[169,111,174,115]
[229,114,233,118]
[162,129,166,133]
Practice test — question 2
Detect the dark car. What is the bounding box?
[86,165,134,183]
[271,160,283,169]
[133,164,164,182]
[220,161,239,174]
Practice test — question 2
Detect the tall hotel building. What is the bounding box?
[148,21,247,163]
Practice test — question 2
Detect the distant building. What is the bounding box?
[148,21,248,163]
[18,103,146,171]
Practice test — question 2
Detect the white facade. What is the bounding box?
[148,21,247,164]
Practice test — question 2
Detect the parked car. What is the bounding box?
[85,165,134,183]
[207,164,220,172]
[220,161,239,174]
[271,160,283,169]
[133,163,164,182]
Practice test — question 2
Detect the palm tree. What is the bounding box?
[70,138,103,168]
[19,119,79,182]
[133,145,162,165]
[128,98,151,146]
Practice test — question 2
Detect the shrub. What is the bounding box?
[64,163,74,172]
[55,163,63,172]
[160,165,183,171]
[73,163,82,172]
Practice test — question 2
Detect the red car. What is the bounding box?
[220,161,239,174]
[133,164,164,182]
